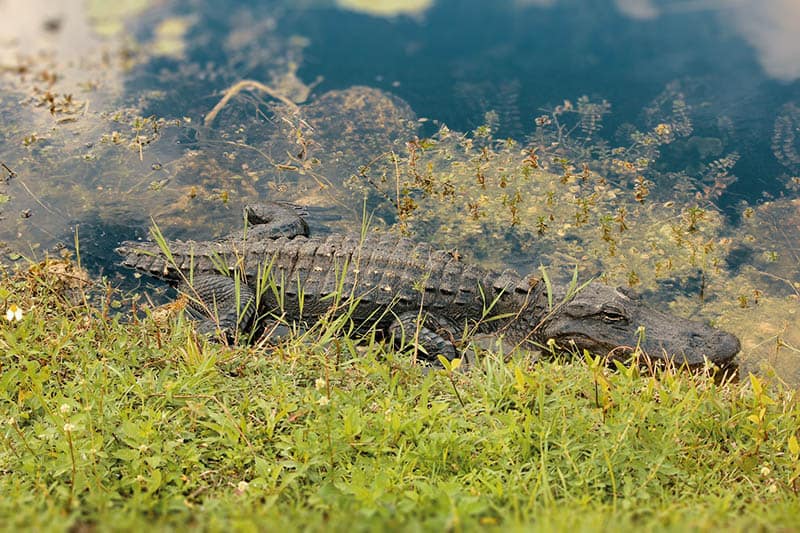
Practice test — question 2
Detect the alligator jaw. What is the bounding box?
[535,282,740,368]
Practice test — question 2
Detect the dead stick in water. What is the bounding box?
[2,162,16,178]
[204,80,299,126]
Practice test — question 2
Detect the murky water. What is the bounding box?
[1,0,798,382]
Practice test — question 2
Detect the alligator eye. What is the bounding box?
[601,309,627,323]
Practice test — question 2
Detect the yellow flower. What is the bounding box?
[5,304,23,322]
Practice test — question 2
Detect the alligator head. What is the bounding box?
[535,282,740,367]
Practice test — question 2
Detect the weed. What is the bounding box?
[1,259,800,530]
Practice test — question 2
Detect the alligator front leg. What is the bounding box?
[243,202,310,239]
[389,311,462,367]
[182,274,256,342]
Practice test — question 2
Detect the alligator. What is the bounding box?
[116,202,740,368]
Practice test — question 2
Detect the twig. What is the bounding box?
[16,176,61,218]
[205,80,299,126]
[755,270,800,298]
[1,162,16,178]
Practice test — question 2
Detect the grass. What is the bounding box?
[1,258,800,532]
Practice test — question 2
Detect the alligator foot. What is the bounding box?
[182,274,256,342]
[389,311,462,367]
[242,202,310,240]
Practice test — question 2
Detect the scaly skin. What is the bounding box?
[117,203,740,368]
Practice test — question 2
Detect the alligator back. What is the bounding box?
[117,232,536,326]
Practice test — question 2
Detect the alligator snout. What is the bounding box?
[538,283,741,368]
[625,312,740,368]
[684,326,740,366]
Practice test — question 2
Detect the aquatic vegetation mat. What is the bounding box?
[344,84,800,383]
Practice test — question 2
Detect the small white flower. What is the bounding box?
[237,481,249,493]
[315,377,326,390]
[63,423,76,432]
[139,444,148,453]
[317,396,330,407]
[60,404,71,414]
[5,304,23,322]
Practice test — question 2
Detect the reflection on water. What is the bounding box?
[539,0,800,83]
[336,0,433,17]
[615,0,800,82]
[0,0,103,60]
[0,0,798,382]
[729,0,800,82]
[607,0,800,82]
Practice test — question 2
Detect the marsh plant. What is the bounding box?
[348,83,740,293]
[1,257,800,530]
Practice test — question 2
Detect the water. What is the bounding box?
[1,0,798,380]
